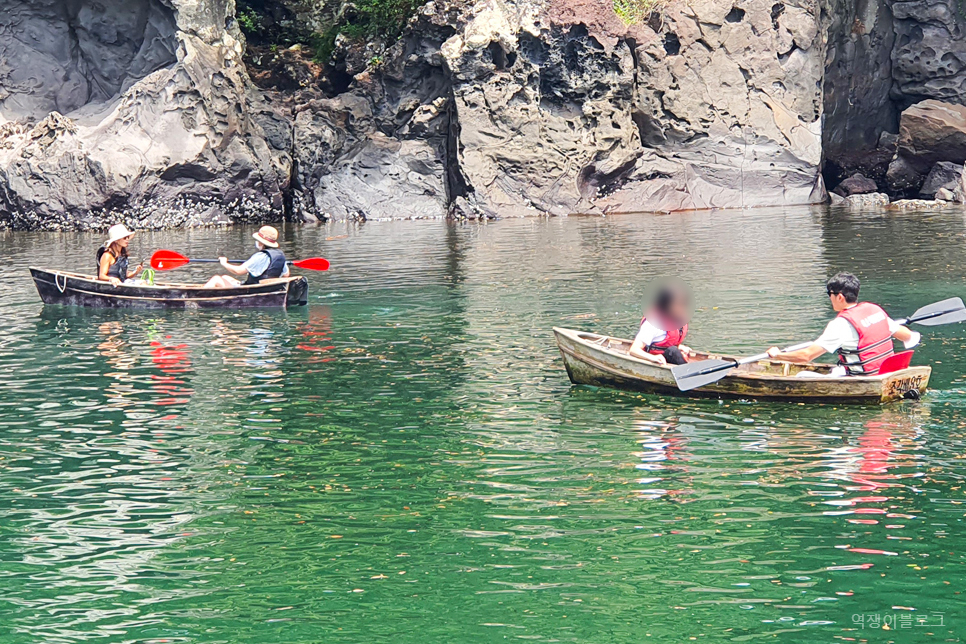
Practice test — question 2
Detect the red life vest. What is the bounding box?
[836,302,895,375]
[640,315,688,355]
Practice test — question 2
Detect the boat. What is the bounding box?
[553,327,930,404]
[29,268,308,309]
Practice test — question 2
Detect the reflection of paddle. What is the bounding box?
[150,250,329,271]
[672,297,966,391]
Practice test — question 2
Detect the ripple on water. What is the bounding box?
[0,210,965,642]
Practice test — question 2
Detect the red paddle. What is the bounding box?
[150,249,330,271]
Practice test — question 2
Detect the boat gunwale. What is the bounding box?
[30,267,300,291]
[552,326,926,384]
[553,326,930,403]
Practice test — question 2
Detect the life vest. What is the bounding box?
[96,247,128,280]
[836,302,895,375]
[244,248,287,285]
[640,314,688,355]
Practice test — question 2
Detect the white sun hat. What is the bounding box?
[105,223,135,246]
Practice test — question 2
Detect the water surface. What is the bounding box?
[1,207,964,642]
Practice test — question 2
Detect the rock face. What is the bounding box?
[891,0,966,104]
[897,100,966,172]
[289,77,453,221]
[885,155,923,195]
[2,0,965,228]
[451,0,825,216]
[821,0,966,198]
[0,0,292,229]
[920,161,963,198]
[833,173,878,196]
[822,0,897,182]
[885,100,966,197]
[284,0,828,222]
[0,0,830,228]
[845,192,889,208]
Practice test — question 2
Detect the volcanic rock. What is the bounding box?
[919,161,964,198]
[897,100,966,173]
[833,173,878,196]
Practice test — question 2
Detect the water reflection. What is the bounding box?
[1,210,965,642]
[631,417,692,501]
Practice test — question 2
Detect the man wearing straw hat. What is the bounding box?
[203,226,289,288]
[97,224,143,286]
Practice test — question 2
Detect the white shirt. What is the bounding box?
[241,251,289,278]
[814,312,919,364]
[634,319,669,347]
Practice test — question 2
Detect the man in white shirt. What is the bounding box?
[767,273,920,376]
[203,226,289,288]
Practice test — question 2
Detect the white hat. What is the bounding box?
[105,223,135,246]
[253,225,279,248]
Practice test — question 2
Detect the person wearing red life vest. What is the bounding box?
[766,273,920,376]
[629,283,693,366]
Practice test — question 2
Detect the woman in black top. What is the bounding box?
[97,224,143,286]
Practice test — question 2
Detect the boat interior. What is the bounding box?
[573,331,843,377]
[40,269,298,290]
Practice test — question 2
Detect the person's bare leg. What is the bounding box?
[204,275,234,288]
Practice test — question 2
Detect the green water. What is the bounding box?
[1,208,965,643]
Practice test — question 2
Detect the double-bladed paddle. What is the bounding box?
[150,249,330,271]
[671,297,966,391]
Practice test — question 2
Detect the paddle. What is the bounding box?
[671,297,966,391]
[150,250,329,271]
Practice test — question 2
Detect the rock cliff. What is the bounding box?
[0,0,964,229]
[0,0,291,229]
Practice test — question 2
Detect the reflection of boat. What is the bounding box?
[30,268,308,309]
[553,327,930,404]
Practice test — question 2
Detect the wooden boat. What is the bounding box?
[553,327,930,404]
[30,268,308,309]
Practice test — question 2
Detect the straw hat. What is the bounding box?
[253,225,279,248]
[105,223,135,246]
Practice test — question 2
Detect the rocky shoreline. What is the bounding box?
[1,0,966,230]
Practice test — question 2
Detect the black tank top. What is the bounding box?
[96,247,128,279]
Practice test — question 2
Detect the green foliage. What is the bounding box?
[340,0,424,39]
[308,27,341,65]
[234,0,423,68]
[237,8,263,35]
[613,0,666,24]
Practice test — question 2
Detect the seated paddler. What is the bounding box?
[97,224,143,286]
[766,272,920,376]
[629,280,693,366]
[203,226,288,288]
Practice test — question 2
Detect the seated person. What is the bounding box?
[97,224,143,286]
[204,226,288,288]
[629,284,693,366]
[767,272,920,376]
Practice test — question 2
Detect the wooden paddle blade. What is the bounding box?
[292,257,330,271]
[151,250,190,271]
[908,297,966,326]
[671,358,738,391]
